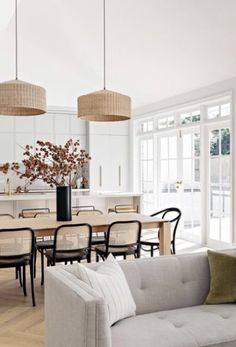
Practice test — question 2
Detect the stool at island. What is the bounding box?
[108,204,138,214]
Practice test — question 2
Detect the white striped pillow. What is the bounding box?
[73,254,136,326]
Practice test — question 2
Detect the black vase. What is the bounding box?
[56,186,72,221]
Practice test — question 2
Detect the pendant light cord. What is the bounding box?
[103,0,106,90]
[15,0,18,80]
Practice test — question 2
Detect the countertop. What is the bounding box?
[0,190,142,201]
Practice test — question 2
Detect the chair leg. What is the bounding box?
[150,245,154,257]
[23,265,27,297]
[172,242,176,255]
[70,261,73,264]
[124,254,126,260]
[96,254,99,262]
[18,266,22,287]
[30,261,36,307]
[136,246,141,258]
[15,267,18,280]
[34,247,37,278]
[41,250,44,286]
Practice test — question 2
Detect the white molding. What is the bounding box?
[133,78,236,118]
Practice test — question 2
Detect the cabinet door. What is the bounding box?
[89,135,110,191]
[110,136,129,191]
[89,134,129,192]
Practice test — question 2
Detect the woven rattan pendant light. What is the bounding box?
[0,0,46,116]
[78,0,131,122]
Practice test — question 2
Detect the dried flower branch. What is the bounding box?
[4,139,91,190]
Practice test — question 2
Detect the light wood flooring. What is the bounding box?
[0,240,206,347]
[0,265,44,347]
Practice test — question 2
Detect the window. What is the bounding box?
[135,94,232,247]
[207,103,230,120]
[140,120,153,133]
[180,110,200,125]
[158,116,175,129]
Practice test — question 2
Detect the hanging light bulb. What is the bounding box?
[78,0,131,122]
[0,0,47,116]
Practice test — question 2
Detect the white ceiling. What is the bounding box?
[0,0,236,112]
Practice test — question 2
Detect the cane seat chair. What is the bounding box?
[45,223,92,266]
[72,205,96,215]
[0,227,36,306]
[0,214,14,220]
[108,204,138,214]
[19,208,50,218]
[0,214,21,283]
[95,220,142,261]
[77,209,105,246]
[34,212,56,285]
[140,207,181,256]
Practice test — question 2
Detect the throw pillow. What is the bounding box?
[69,254,136,325]
[205,250,236,304]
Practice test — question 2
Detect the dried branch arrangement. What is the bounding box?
[3,139,91,192]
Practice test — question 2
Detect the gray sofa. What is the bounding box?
[45,251,236,347]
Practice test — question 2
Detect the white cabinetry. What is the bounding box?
[89,122,130,191]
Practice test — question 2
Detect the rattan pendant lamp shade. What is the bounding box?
[0,0,46,116]
[78,0,131,122]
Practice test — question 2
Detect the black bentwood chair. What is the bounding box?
[77,209,106,246]
[34,212,56,285]
[140,207,181,256]
[45,223,92,266]
[95,220,142,261]
[0,228,36,306]
[0,214,22,284]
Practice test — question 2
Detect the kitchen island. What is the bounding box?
[0,190,143,217]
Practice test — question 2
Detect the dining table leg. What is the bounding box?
[159,221,171,256]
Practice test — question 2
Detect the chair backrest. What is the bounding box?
[151,207,181,241]
[106,220,142,251]
[114,204,138,213]
[20,208,50,218]
[0,228,34,257]
[72,205,95,215]
[54,224,92,255]
[0,214,14,220]
[34,212,56,218]
[77,209,103,216]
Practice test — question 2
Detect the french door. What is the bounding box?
[207,123,231,248]
[157,128,201,242]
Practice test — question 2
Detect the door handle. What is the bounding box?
[118,165,121,186]
[99,165,102,187]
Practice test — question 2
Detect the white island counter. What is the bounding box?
[0,190,143,217]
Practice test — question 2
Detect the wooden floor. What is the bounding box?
[0,265,44,347]
[0,240,206,347]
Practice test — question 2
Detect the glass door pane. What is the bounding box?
[181,131,201,242]
[159,134,179,209]
[140,138,154,214]
[208,125,231,246]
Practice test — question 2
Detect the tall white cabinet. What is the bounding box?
[89,121,130,191]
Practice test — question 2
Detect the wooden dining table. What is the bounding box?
[0,213,171,256]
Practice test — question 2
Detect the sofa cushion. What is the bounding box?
[111,304,236,347]
[206,250,236,304]
[118,253,211,315]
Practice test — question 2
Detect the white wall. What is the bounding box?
[0,107,87,190]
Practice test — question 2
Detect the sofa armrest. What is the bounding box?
[45,267,112,347]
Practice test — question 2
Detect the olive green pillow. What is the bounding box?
[205,250,236,304]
